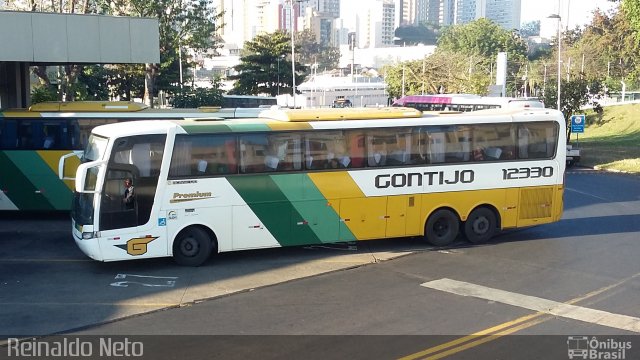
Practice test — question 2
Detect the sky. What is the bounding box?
[521,0,617,28]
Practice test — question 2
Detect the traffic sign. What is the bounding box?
[571,115,585,133]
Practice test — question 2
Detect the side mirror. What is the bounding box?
[75,161,105,193]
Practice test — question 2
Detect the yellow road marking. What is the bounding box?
[398,313,546,360]
[401,272,640,360]
[422,316,551,360]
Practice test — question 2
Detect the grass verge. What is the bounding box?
[573,103,640,173]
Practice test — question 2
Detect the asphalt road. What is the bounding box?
[1,168,639,359]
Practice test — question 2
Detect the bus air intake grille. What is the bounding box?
[518,188,553,220]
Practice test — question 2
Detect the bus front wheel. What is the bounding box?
[424,209,459,246]
[464,207,497,244]
[173,227,213,266]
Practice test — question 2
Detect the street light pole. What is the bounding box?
[178,39,183,89]
[548,13,562,111]
[289,0,297,108]
[556,16,561,112]
[277,57,281,96]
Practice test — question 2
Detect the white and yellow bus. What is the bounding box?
[71,107,566,266]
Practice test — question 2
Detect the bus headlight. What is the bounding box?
[82,232,95,240]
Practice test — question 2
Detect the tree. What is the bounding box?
[437,18,528,94]
[541,77,604,142]
[574,7,640,88]
[621,0,640,39]
[437,19,527,61]
[296,29,340,71]
[228,31,307,97]
[101,0,223,106]
[381,51,492,99]
[394,24,440,45]
[171,77,225,108]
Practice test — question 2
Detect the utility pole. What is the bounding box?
[348,32,356,83]
[290,0,297,108]
[421,57,426,95]
[402,64,405,98]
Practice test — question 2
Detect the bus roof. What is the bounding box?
[1,102,266,119]
[258,107,422,121]
[90,107,563,139]
[29,101,149,112]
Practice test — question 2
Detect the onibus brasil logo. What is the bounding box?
[567,336,632,359]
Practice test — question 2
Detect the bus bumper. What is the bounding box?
[72,222,103,261]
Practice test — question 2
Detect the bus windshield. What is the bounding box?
[83,134,109,162]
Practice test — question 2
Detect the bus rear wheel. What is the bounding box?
[424,209,459,246]
[173,227,213,266]
[464,207,496,244]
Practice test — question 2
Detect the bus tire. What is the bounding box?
[173,227,212,266]
[424,209,459,246]
[464,207,496,244]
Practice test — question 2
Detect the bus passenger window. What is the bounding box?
[442,126,471,163]
[518,122,558,159]
[17,123,33,149]
[43,124,61,149]
[425,132,446,163]
[305,131,347,170]
[265,133,301,172]
[240,135,268,173]
[367,131,390,167]
[346,131,365,168]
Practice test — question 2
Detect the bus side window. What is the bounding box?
[443,126,470,163]
[305,131,349,170]
[240,135,268,173]
[346,131,365,168]
[518,122,558,159]
[425,130,446,164]
[0,120,17,149]
[367,131,388,167]
[17,123,34,149]
[388,132,413,165]
[265,133,301,172]
[43,123,63,149]
[68,120,82,150]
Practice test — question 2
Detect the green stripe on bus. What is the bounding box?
[227,123,272,132]
[271,174,355,243]
[180,124,232,134]
[4,151,72,210]
[0,151,54,210]
[227,175,323,247]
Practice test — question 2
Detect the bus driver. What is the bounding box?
[123,178,135,209]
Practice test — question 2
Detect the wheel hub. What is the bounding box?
[181,238,199,257]
[473,218,489,234]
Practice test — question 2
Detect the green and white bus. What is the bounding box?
[71,107,566,266]
[0,101,264,211]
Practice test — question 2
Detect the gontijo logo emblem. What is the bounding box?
[115,236,158,256]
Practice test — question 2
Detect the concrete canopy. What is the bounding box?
[0,10,160,64]
[0,11,160,109]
